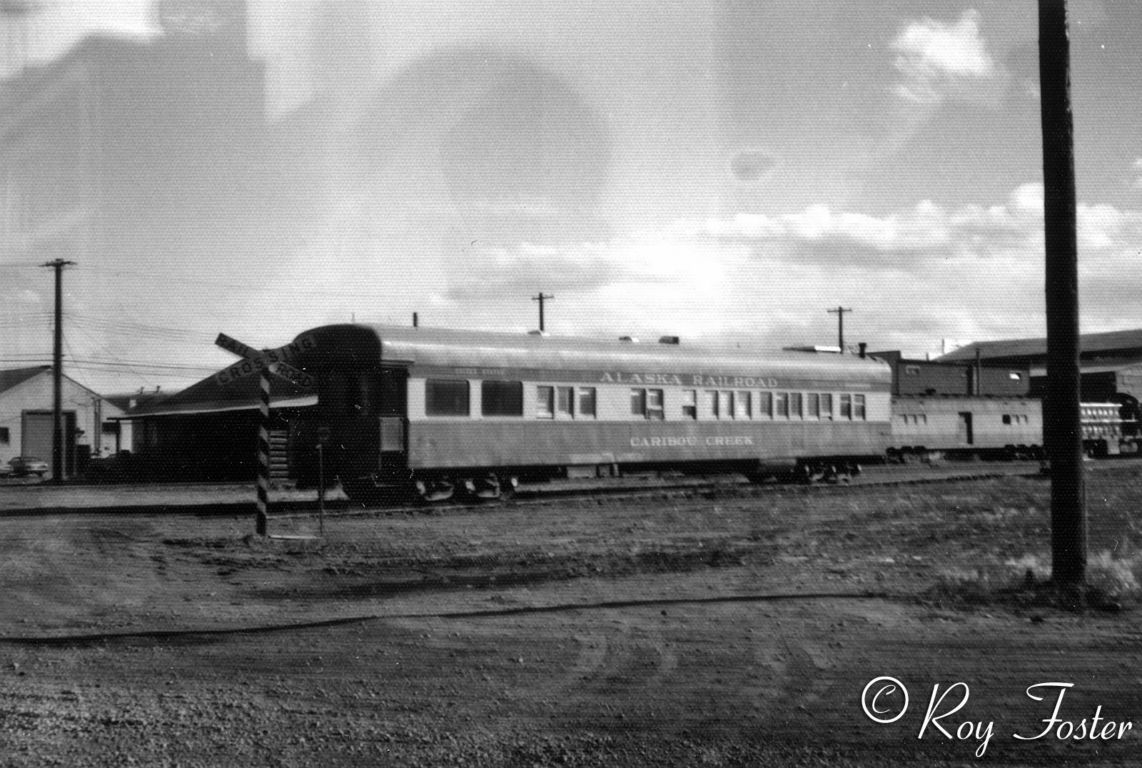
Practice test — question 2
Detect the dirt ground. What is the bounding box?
[2,465,1142,766]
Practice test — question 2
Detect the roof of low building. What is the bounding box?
[126,367,314,418]
[939,328,1142,363]
[0,366,52,395]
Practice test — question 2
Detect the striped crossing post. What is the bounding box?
[255,369,271,535]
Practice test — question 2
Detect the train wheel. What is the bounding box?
[415,478,456,503]
[467,473,510,501]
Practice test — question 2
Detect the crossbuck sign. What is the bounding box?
[214,333,316,389]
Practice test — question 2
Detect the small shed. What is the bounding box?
[0,366,125,477]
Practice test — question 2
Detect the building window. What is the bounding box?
[426,379,470,416]
[735,391,751,419]
[905,365,921,375]
[578,387,596,418]
[0,426,8,444]
[537,386,554,419]
[481,380,523,416]
[756,391,772,419]
[681,389,697,420]
[556,386,574,417]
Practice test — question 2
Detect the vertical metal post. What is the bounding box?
[255,370,271,535]
[1039,0,1085,587]
[317,442,325,536]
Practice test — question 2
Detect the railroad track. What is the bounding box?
[6,456,1137,519]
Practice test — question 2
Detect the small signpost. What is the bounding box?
[214,333,316,535]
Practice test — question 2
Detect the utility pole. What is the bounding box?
[827,306,852,352]
[42,258,75,483]
[1039,0,1085,590]
[531,292,554,333]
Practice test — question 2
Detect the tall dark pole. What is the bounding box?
[42,258,75,483]
[532,292,554,333]
[827,307,852,352]
[1039,0,1085,588]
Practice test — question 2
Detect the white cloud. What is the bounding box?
[891,9,996,105]
[427,183,1142,350]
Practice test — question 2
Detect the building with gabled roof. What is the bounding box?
[0,365,125,476]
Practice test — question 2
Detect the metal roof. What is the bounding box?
[0,366,51,395]
[299,324,893,384]
[939,328,1142,362]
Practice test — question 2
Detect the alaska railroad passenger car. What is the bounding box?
[290,324,895,502]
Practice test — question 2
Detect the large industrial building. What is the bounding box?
[938,328,1142,406]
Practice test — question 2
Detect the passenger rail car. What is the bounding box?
[291,325,895,502]
[889,396,1043,462]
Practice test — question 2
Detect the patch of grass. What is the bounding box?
[925,549,1141,613]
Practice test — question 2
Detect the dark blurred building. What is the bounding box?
[938,329,1142,405]
[0,0,270,287]
[870,351,1031,398]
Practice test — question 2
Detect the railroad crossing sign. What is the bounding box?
[214,331,318,537]
[214,332,316,389]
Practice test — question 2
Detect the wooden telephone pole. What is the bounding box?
[42,258,75,483]
[1039,0,1086,588]
[827,306,852,352]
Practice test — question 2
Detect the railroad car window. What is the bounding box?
[647,389,665,420]
[721,391,735,419]
[704,390,719,418]
[1003,414,1012,425]
[0,427,8,444]
[631,388,647,416]
[853,394,866,420]
[735,391,751,419]
[774,392,788,419]
[537,386,555,419]
[557,386,575,417]
[806,393,820,420]
[1009,371,1023,381]
[578,387,597,418]
[682,389,697,420]
[905,365,920,376]
[426,379,470,416]
[481,380,524,416]
[756,391,772,419]
[839,394,852,420]
[820,393,833,420]
[789,392,803,419]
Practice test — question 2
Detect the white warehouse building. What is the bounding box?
[0,366,125,478]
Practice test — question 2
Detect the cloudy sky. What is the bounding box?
[3,0,1142,392]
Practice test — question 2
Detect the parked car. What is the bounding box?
[8,456,49,478]
[0,462,13,478]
